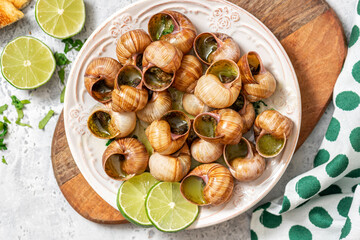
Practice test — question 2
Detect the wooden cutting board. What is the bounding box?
[51,0,346,224]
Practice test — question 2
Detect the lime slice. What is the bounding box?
[35,0,85,39]
[1,36,56,89]
[145,182,199,232]
[117,172,159,226]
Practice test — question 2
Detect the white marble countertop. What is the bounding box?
[0,0,356,239]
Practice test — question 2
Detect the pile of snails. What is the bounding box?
[84,10,294,206]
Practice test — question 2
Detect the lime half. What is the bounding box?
[35,0,85,39]
[1,36,56,89]
[117,173,159,226]
[145,182,199,232]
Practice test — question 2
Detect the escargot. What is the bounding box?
[87,103,136,139]
[136,90,172,123]
[254,110,293,158]
[149,144,191,182]
[116,29,152,68]
[237,51,276,102]
[194,32,240,65]
[180,163,234,206]
[148,10,197,54]
[191,139,223,163]
[111,64,148,112]
[194,59,242,109]
[84,57,122,103]
[229,92,256,133]
[172,55,203,93]
[145,110,191,155]
[102,138,149,180]
[224,137,265,181]
[142,41,183,91]
[193,108,244,145]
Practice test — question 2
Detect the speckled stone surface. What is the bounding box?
[0,0,356,239]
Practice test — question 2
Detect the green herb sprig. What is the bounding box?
[62,38,86,53]
[0,105,9,154]
[54,52,72,66]
[39,110,55,129]
[0,104,8,114]
[11,96,31,128]
[0,121,8,150]
[106,139,114,146]
[54,38,86,103]
[3,116,11,124]
[1,156,7,165]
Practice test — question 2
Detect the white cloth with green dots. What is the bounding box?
[250,2,360,240]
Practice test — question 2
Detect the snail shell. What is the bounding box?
[111,65,148,112]
[87,103,136,139]
[182,93,211,117]
[148,10,197,54]
[116,29,152,67]
[254,110,293,138]
[191,138,223,163]
[254,110,293,158]
[180,163,234,206]
[193,109,243,145]
[172,55,203,93]
[229,92,255,133]
[149,144,191,182]
[136,90,172,123]
[224,137,265,181]
[84,57,122,103]
[145,110,191,155]
[142,41,183,91]
[194,59,242,108]
[102,138,149,181]
[194,32,240,65]
[237,51,276,102]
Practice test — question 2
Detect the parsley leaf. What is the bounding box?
[0,121,8,137]
[3,116,11,124]
[74,39,84,51]
[58,67,65,84]
[62,38,85,53]
[60,86,66,103]
[252,100,268,116]
[11,96,24,109]
[11,96,32,128]
[39,110,55,129]
[62,38,74,53]
[1,156,7,165]
[0,120,8,150]
[54,52,71,66]
[0,104,8,114]
[0,139,6,150]
[162,24,174,36]
[106,139,114,146]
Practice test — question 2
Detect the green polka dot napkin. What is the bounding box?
[250,2,360,240]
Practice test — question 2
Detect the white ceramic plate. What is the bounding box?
[64,0,301,229]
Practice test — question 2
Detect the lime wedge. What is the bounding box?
[145,182,199,232]
[35,0,85,39]
[117,172,159,226]
[1,36,56,89]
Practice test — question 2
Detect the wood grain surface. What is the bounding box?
[51,0,347,224]
[51,112,126,224]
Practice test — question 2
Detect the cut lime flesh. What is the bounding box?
[145,182,199,232]
[117,172,159,226]
[1,36,56,89]
[35,0,85,39]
